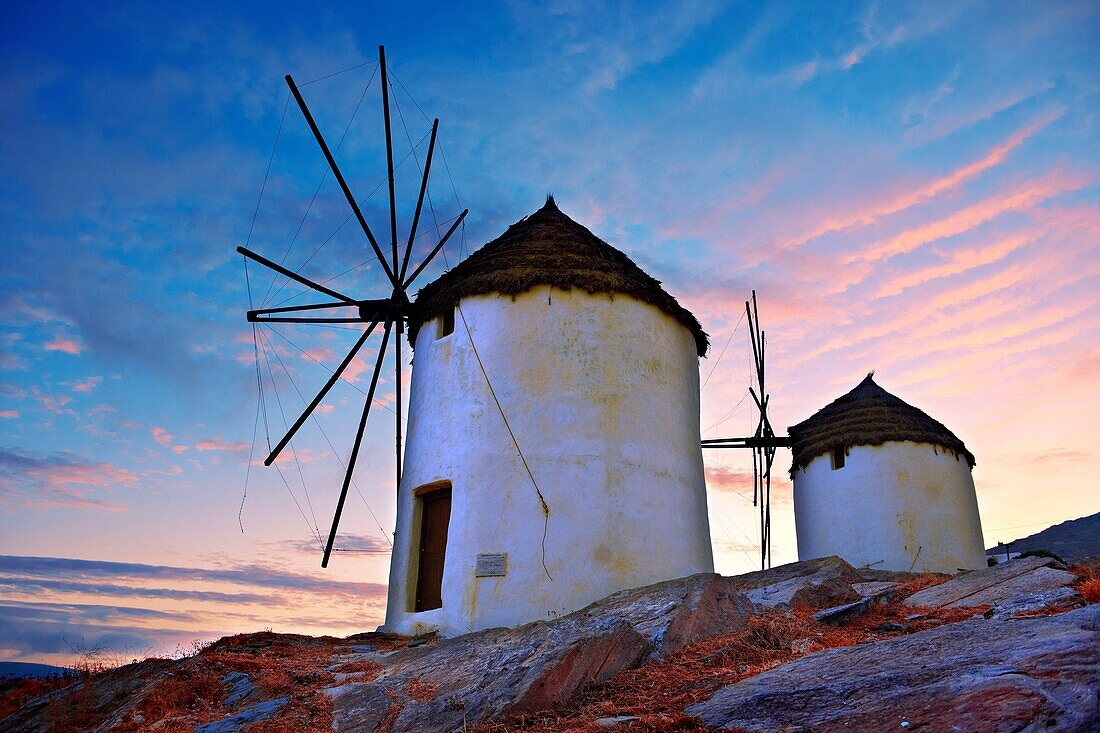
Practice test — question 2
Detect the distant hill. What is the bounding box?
[0,662,72,679]
[986,511,1100,562]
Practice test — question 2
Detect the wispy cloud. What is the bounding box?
[0,447,137,489]
[283,532,390,556]
[0,555,388,601]
[196,438,249,453]
[780,110,1063,252]
[846,170,1089,265]
[0,448,136,512]
[873,232,1033,299]
[69,376,103,393]
[43,336,83,355]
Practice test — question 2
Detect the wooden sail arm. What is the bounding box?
[701,436,793,448]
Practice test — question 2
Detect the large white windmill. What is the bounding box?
[239,48,714,637]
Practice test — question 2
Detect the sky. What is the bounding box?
[1,1,1097,666]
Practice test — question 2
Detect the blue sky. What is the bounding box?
[1,1,1098,664]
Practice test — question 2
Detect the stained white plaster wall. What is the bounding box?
[793,441,985,573]
[383,285,713,636]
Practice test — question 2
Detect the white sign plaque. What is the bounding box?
[475,553,507,577]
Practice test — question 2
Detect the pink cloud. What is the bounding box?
[1,454,138,490]
[0,410,18,419]
[848,170,1089,265]
[0,486,128,513]
[704,465,756,492]
[873,232,1032,298]
[778,110,1064,253]
[344,355,372,383]
[31,389,76,416]
[909,80,1057,145]
[1068,352,1100,380]
[152,426,174,447]
[171,445,187,454]
[43,336,83,355]
[41,462,137,488]
[301,346,336,364]
[70,376,103,393]
[196,438,249,453]
[260,448,328,467]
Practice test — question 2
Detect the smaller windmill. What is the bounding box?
[701,291,792,569]
[237,45,466,568]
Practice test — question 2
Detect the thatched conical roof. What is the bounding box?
[408,197,709,356]
[788,374,975,473]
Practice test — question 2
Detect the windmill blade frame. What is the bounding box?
[323,319,393,567]
[239,44,466,567]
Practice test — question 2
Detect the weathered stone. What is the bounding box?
[195,697,289,733]
[814,581,900,625]
[991,586,1085,618]
[851,581,898,599]
[221,671,255,707]
[330,573,755,733]
[730,556,864,610]
[905,556,1077,608]
[812,596,877,625]
[596,715,640,727]
[685,604,1100,732]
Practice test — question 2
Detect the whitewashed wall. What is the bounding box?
[383,285,713,636]
[793,441,986,573]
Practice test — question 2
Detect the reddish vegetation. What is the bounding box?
[1071,563,1100,604]
[333,657,384,680]
[376,688,405,733]
[406,678,437,702]
[0,676,76,722]
[128,664,224,729]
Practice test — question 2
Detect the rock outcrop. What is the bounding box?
[329,572,757,732]
[3,555,1092,732]
[727,555,866,609]
[905,555,1082,612]
[686,604,1100,732]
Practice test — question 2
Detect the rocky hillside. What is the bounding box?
[986,510,1100,562]
[2,555,1097,732]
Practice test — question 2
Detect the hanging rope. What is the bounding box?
[701,307,746,391]
[246,94,290,250]
[260,324,392,548]
[239,349,263,533]
[455,305,553,581]
[256,328,325,541]
[256,328,325,549]
[263,66,379,307]
[301,60,377,87]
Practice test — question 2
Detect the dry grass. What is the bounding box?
[407,677,437,702]
[0,675,77,721]
[131,664,224,728]
[332,657,383,680]
[1070,563,1100,603]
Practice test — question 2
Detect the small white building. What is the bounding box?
[789,374,986,574]
[383,198,714,636]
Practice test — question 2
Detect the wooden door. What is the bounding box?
[415,488,451,611]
